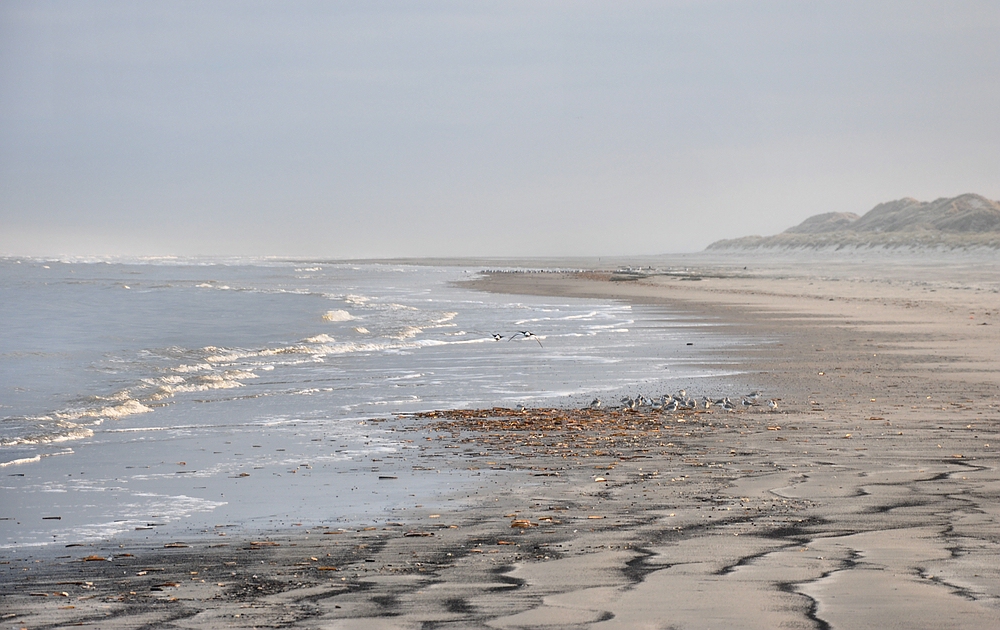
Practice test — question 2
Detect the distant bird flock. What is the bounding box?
[588,390,778,413]
[488,329,778,411]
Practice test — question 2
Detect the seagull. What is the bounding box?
[491,333,505,341]
[509,331,543,347]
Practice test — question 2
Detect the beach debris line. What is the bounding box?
[400,392,776,461]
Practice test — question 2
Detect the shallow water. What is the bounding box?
[1,258,745,548]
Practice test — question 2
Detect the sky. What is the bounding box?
[1,1,998,258]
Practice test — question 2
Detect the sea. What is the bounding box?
[0,258,746,550]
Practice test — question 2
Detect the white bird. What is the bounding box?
[509,331,543,347]
[492,333,505,341]
[768,399,779,410]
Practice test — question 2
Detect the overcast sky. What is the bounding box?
[2,1,998,258]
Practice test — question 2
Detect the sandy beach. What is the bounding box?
[4,254,999,629]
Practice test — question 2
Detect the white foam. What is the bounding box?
[224,370,258,380]
[311,341,390,355]
[323,309,355,322]
[354,327,370,334]
[386,302,419,311]
[391,326,423,340]
[158,373,247,394]
[426,312,458,328]
[0,454,41,467]
[173,363,213,373]
[587,323,634,330]
[305,334,336,343]
[96,399,153,419]
[1,415,96,446]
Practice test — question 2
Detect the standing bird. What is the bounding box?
[509,331,543,347]
[768,399,779,410]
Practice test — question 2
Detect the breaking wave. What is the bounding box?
[322,309,355,322]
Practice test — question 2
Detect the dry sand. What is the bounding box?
[4,256,999,629]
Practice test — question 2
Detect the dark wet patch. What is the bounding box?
[863,500,929,514]
[492,565,527,589]
[622,547,659,584]
[778,580,831,630]
[444,597,475,614]
[717,543,795,576]
[371,594,400,611]
[758,516,825,541]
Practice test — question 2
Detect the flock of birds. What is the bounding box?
[588,390,778,412]
[494,332,778,412]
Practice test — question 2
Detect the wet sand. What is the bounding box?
[4,257,1000,629]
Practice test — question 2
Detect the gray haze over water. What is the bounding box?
[2,1,999,258]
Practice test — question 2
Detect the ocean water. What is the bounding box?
[0,258,742,549]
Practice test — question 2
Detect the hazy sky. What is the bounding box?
[2,1,998,258]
